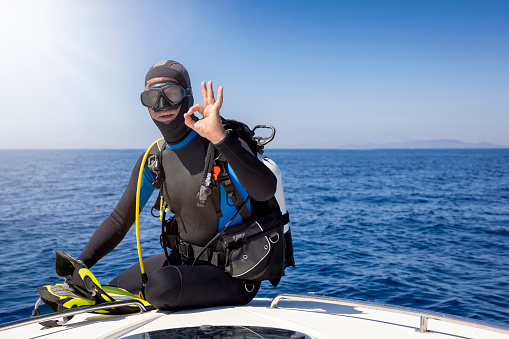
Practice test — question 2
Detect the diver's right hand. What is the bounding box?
[184,81,227,144]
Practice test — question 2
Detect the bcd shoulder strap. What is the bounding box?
[213,157,251,221]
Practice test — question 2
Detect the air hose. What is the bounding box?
[135,137,163,298]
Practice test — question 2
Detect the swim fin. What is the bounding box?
[35,250,152,324]
[54,250,113,304]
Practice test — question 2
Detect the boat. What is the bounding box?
[1,292,509,338]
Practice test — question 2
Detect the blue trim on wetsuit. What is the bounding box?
[217,164,251,232]
[166,130,198,150]
[139,165,156,210]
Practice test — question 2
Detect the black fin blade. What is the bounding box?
[54,250,83,279]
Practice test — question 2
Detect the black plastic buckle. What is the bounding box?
[218,175,232,186]
[178,240,192,258]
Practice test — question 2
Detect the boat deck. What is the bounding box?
[2,294,509,338]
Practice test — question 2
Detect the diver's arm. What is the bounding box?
[78,153,155,268]
[214,132,277,201]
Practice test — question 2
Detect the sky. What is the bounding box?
[0,0,508,149]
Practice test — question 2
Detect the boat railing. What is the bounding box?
[0,299,147,332]
[269,293,509,335]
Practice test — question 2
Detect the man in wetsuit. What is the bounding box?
[77,60,278,310]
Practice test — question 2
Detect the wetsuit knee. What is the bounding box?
[144,266,182,310]
[144,265,260,311]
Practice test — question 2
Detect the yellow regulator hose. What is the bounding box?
[136,137,163,295]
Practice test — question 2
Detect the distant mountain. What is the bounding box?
[340,139,507,149]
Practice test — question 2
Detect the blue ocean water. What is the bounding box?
[0,149,508,326]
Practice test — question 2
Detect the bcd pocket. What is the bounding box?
[221,212,285,284]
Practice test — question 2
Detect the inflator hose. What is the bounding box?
[136,138,164,293]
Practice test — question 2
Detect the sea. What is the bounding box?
[0,149,508,327]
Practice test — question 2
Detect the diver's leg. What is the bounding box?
[144,265,260,310]
[109,253,168,293]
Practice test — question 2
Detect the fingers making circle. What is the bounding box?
[184,104,203,129]
[186,104,205,117]
[185,82,226,142]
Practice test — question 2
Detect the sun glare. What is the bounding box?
[0,1,57,74]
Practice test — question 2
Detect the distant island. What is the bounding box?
[339,139,508,149]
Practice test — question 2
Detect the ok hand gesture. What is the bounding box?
[184,81,227,144]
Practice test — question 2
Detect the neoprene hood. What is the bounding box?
[145,60,195,144]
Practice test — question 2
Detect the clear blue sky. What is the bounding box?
[1,0,508,148]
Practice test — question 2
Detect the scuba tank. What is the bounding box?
[253,124,294,268]
[258,154,294,268]
[259,155,288,232]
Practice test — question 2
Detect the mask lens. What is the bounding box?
[141,90,160,108]
[163,86,185,104]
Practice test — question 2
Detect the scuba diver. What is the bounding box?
[76,60,292,310]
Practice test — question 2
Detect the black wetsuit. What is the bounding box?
[78,132,277,310]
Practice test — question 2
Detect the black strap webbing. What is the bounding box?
[216,160,251,221]
[177,240,226,267]
[210,181,223,219]
[282,211,290,225]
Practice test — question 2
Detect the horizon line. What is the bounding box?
[1,147,508,151]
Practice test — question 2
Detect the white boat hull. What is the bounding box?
[2,294,508,338]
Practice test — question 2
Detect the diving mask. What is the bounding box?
[141,81,192,111]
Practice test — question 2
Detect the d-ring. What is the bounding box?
[245,283,255,292]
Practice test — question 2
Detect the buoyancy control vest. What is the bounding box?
[153,133,231,246]
[146,120,294,285]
